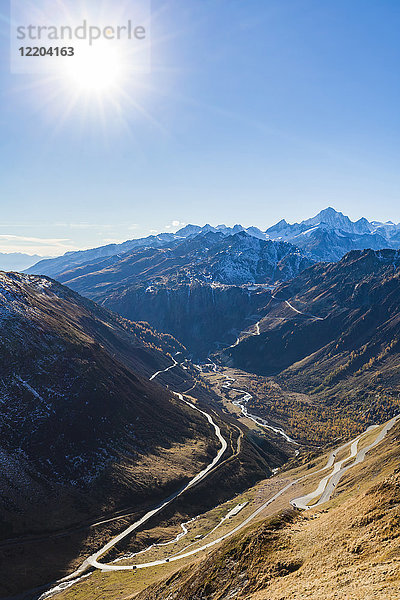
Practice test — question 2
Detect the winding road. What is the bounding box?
[229,317,262,348]
[227,292,325,354]
[229,295,323,351]
[149,354,180,380]
[39,352,400,598]
[98,413,400,572]
[39,413,399,597]
[113,502,248,566]
[291,414,400,509]
[271,295,323,321]
[113,517,198,564]
[52,361,228,581]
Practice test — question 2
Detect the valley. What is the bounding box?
[41,400,400,600]
[22,349,399,600]
[1,0,398,587]
[2,209,400,600]
[0,274,283,599]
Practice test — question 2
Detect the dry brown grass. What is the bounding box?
[52,423,400,600]
[134,423,400,600]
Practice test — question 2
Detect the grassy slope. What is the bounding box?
[135,422,400,600]
[52,421,400,600]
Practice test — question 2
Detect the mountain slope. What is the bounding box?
[0,271,213,534]
[221,249,400,433]
[53,415,400,600]
[0,271,221,595]
[29,232,311,357]
[135,420,400,600]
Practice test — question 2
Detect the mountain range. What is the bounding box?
[3,207,400,599]
[35,232,310,356]
[25,208,400,357]
[27,207,400,279]
[0,252,47,272]
[221,248,400,439]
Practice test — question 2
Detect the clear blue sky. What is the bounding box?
[0,0,399,256]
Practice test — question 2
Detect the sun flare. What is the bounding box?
[63,44,126,96]
[12,0,155,130]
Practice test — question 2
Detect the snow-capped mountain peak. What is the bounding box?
[27,208,400,278]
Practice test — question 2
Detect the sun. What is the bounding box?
[12,0,164,133]
[63,43,126,97]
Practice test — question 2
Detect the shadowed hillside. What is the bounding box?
[0,272,216,596]
[221,250,400,436]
